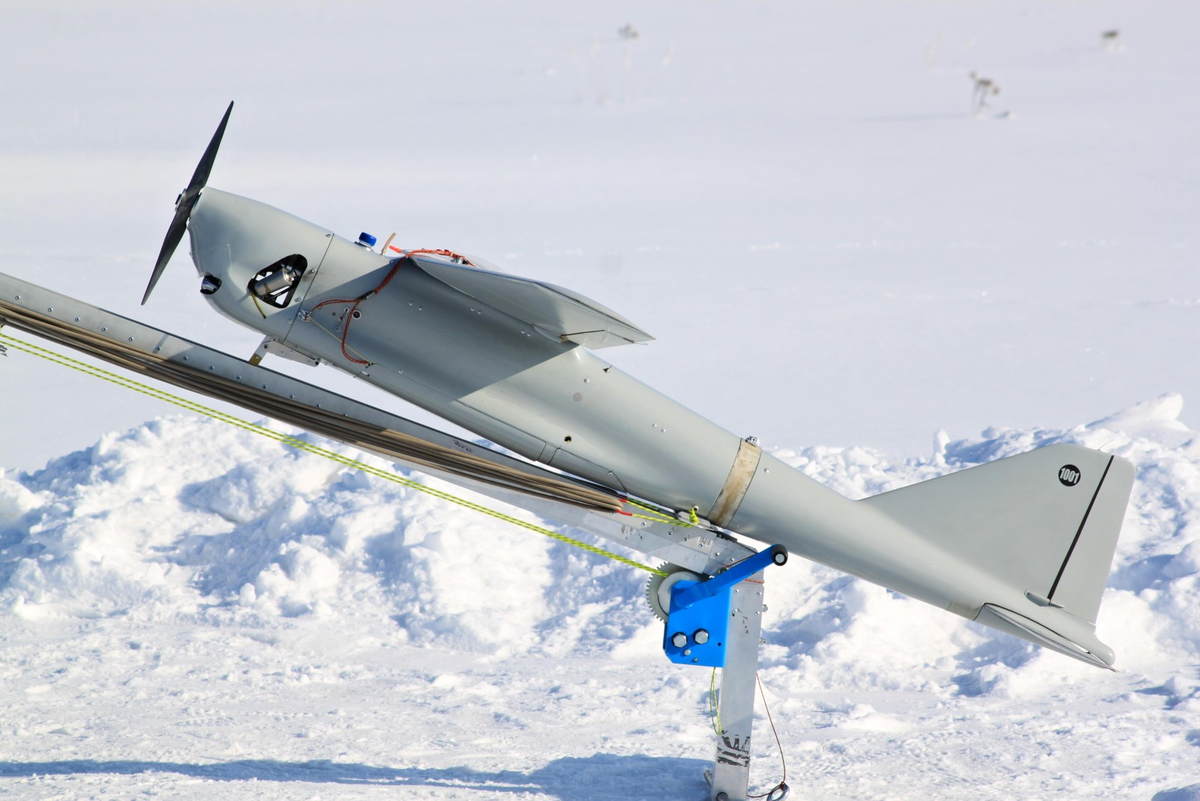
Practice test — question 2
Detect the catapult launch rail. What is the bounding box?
[1,287,616,512]
[3,272,783,800]
[0,273,764,579]
[0,272,772,577]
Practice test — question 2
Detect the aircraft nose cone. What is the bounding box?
[185,190,236,280]
[183,188,336,312]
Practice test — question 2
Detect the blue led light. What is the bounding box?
[357,232,377,248]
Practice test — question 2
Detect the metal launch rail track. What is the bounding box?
[0,287,620,513]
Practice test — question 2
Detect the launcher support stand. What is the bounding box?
[709,570,771,801]
[660,545,787,801]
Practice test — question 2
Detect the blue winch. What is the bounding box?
[662,544,787,667]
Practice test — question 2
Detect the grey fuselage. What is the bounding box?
[185,189,1121,665]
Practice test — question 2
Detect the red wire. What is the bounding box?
[389,246,474,266]
[307,249,469,366]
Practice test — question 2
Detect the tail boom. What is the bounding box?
[726,443,1133,668]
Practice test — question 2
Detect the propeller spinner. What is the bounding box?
[142,101,234,305]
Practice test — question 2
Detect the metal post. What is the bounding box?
[710,570,767,801]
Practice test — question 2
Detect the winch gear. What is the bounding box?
[645,563,703,622]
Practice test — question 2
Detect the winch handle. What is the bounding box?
[672,544,787,611]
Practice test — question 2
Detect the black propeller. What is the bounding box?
[142,101,234,305]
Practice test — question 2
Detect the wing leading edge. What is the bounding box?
[410,255,654,349]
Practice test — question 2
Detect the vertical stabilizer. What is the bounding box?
[860,443,1133,666]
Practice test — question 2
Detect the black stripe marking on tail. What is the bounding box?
[1048,454,1115,602]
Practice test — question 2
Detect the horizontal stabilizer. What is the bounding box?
[977,604,1115,669]
[411,255,653,349]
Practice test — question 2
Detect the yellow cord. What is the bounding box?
[621,497,699,528]
[710,667,723,734]
[249,291,268,319]
[1,333,668,577]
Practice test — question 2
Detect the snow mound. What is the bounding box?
[763,393,1200,691]
[1156,785,1200,801]
[2,395,1197,693]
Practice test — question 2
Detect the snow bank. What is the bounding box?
[2,395,1197,695]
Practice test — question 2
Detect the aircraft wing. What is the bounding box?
[410,255,654,349]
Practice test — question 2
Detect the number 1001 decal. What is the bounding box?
[1059,464,1082,487]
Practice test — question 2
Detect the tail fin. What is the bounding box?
[863,443,1134,665]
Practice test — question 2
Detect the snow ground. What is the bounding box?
[1,1,1198,799]
[1,398,1198,799]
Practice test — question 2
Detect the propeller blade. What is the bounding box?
[142,208,189,305]
[142,101,234,305]
[182,100,233,206]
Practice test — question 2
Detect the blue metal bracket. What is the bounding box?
[663,544,787,667]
